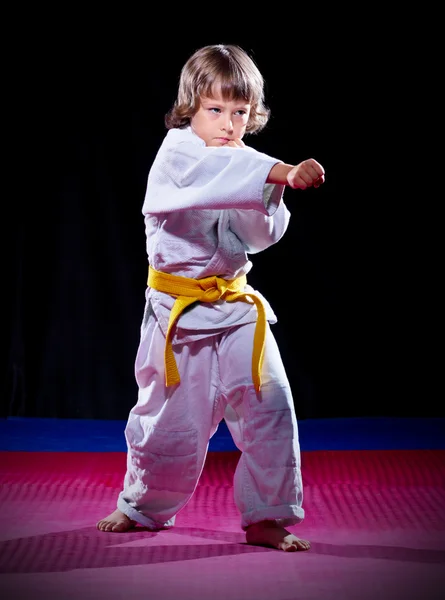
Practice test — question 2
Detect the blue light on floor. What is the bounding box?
[0,417,444,452]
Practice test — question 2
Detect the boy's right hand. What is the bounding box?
[226,138,246,148]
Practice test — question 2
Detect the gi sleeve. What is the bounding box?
[142,131,283,216]
[228,187,291,254]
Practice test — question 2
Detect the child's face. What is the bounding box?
[191,88,251,147]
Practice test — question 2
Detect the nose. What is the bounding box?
[220,114,233,133]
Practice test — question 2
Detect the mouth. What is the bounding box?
[215,137,231,143]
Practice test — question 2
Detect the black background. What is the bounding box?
[6,21,441,421]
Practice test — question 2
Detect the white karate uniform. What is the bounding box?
[117,126,305,530]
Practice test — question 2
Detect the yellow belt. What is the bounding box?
[147,266,267,392]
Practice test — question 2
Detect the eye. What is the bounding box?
[235,110,247,116]
[209,107,221,114]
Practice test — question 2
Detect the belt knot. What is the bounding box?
[147,267,266,392]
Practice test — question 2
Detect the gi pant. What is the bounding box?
[117,311,305,530]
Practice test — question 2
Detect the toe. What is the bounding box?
[283,543,299,552]
[96,520,105,531]
[296,539,310,551]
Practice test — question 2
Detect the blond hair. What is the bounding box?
[165,44,270,134]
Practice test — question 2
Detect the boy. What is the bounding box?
[97,44,325,552]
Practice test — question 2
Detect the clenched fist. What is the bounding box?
[226,138,246,148]
[287,159,325,190]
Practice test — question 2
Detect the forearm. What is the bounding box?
[266,162,294,185]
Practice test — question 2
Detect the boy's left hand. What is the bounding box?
[287,159,325,190]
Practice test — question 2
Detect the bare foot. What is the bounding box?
[96,509,136,533]
[246,520,310,552]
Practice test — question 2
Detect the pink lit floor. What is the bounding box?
[1,444,445,600]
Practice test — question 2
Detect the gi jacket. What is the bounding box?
[142,126,290,344]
